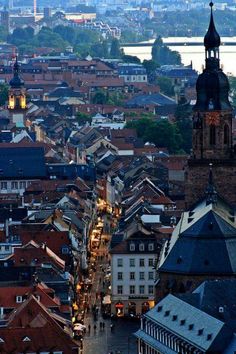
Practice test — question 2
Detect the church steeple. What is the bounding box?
[185,3,236,210]
[191,2,233,160]
[204,2,221,71]
[8,56,26,111]
[194,2,231,112]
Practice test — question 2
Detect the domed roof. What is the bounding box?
[9,58,24,88]
[204,2,221,49]
[194,69,231,111]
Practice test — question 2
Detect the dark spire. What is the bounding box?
[9,56,24,88]
[204,2,221,50]
[205,163,218,204]
[13,55,19,77]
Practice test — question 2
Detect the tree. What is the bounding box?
[36,27,67,50]
[126,116,184,153]
[0,84,8,106]
[151,36,181,66]
[110,38,122,58]
[175,101,193,153]
[90,41,109,58]
[92,90,107,104]
[76,112,91,125]
[156,76,174,96]
[143,59,159,82]
[53,25,76,45]
[0,26,8,42]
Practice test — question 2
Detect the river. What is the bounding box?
[121,37,236,76]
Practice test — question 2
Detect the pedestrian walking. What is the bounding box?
[102,322,105,330]
[94,324,97,332]
[99,321,102,330]
[88,324,91,332]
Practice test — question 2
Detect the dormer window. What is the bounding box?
[22,336,31,342]
[130,243,135,252]
[139,243,145,251]
[16,296,23,303]
[148,243,154,251]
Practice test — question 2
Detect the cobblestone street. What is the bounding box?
[81,227,139,354]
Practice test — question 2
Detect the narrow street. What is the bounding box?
[81,214,139,354]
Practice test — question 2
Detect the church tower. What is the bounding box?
[8,56,27,126]
[185,2,236,207]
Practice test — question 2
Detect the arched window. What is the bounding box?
[224,124,229,145]
[209,125,216,145]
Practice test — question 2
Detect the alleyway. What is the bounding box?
[82,225,139,354]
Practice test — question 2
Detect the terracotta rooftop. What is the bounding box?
[0,284,60,311]
[0,295,79,353]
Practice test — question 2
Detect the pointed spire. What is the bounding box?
[9,55,24,88]
[205,163,218,204]
[13,55,19,77]
[204,2,221,49]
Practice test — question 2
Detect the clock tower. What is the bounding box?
[185,2,236,207]
[8,56,27,127]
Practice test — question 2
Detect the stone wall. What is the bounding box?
[156,272,236,301]
[185,158,236,209]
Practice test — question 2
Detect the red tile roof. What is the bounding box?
[14,230,70,261]
[0,295,79,353]
[0,284,60,311]
[12,240,65,269]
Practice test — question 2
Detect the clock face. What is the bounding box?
[205,112,220,126]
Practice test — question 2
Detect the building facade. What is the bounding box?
[110,230,158,316]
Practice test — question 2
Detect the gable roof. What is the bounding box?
[0,284,60,310]
[0,295,79,353]
[159,198,236,275]
[12,240,65,270]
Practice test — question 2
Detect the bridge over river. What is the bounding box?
[122,37,236,47]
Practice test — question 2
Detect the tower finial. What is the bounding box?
[205,163,217,204]
[204,1,220,50]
